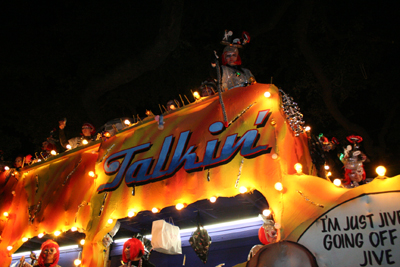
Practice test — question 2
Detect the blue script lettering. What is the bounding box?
[97,123,271,193]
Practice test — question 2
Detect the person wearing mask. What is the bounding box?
[120,238,155,267]
[18,240,61,267]
[221,45,256,91]
[59,119,96,150]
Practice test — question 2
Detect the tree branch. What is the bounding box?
[83,0,184,125]
[295,0,376,156]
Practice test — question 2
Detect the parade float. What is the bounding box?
[1,83,400,267]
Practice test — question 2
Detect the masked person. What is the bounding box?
[121,238,155,267]
[18,240,61,267]
[59,119,96,150]
[221,45,256,91]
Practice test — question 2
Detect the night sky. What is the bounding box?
[1,0,399,176]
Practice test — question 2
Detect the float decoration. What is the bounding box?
[1,84,399,267]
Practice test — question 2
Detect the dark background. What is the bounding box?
[1,0,399,177]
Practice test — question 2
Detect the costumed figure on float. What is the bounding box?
[248,214,279,260]
[17,240,60,267]
[120,238,155,267]
[59,119,96,150]
[219,30,256,91]
[341,135,368,188]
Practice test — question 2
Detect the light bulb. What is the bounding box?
[3,212,9,217]
[38,233,44,238]
[128,211,135,218]
[4,166,9,171]
[333,179,342,187]
[82,139,88,145]
[124,119,131,125]
[54,231,61,236]
[376,166,386,177]
[22,237,28,242]
[88,171,95,177]
[80,239,85,246]
[274,182,283,191]
[107,218,113,224]
[324,165,330,170]
[51,150,57,155]
[193,91,200,100]
[264,91,271,98]
[294,163,303,174]
[327,171,332,177]
[66,144,72,150]
[7,246,13,251]
[239,186,248,194]
[209,196,217,203]
[152,207,159,213]
[175,203,185,210]
[305,126,311,132]
[262,209,271,217]
[71,227,77,232]
[74,259,82,266]
[271,153,278,159]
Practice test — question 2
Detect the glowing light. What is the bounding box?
[79,239,85,246]
[22,237,29,242]
[50,150,57,155]
[82,139,89,145]
[7,246,13,251]
[175,203,185,210]
[4,166,9,171]
[71,227,77,232]
[294,163,303,174]
[264,91,271,98]
[170,105,176,110]
[152,207,159,213]
[376,166,386,176]
[274,182,283,191]
[107,218,113,224]
[54,231,61,236]
[327,171,332,177]
[262,209,271,217]
[74,259,82,266]
[3,212,9,217]
[66,144,72,150]
[193,91,201,100]
[38,233,44,238]
[333,179,342,187]
[128,211,135,218]
[124,119,131,125]
[305,126,311,132]
[271,153,278,159]
[209,196,217,203]
[37,159,42,162]
[239,186,248,194]
[104,132,111,138]
[324,165,330,170]
[88,171,96,177]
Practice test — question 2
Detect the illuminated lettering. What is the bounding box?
[97,117,271,193]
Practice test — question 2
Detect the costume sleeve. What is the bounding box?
[221,66,228,91]
[68,137,79,149]
[59,128,68,149]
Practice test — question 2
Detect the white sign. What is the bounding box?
[298,192,400,267]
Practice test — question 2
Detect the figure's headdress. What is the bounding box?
[122,238,145,263]
[221,30,250,66]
